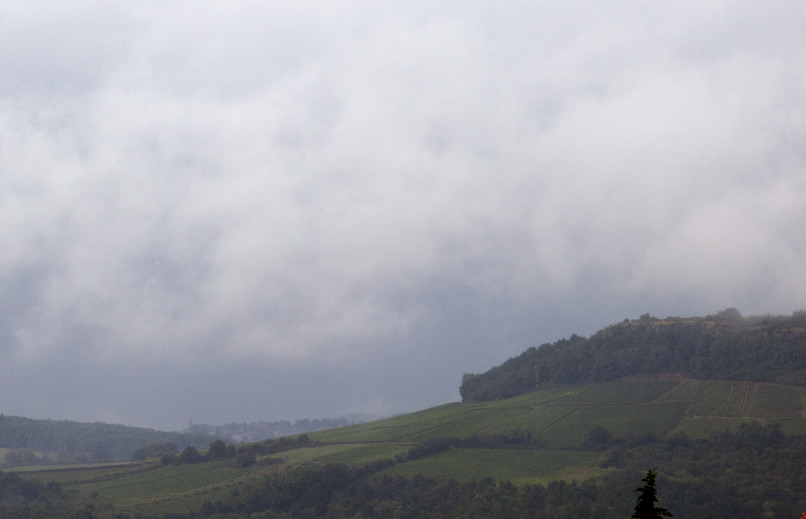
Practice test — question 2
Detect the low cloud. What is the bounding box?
[1,1,804,429]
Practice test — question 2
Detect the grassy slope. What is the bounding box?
[313,377,805,446]
[18,376,806,515]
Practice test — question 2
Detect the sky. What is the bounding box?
[1,1,805,431]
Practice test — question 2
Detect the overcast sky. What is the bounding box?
[1,1,805,431]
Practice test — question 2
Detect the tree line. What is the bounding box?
[152,434,316,468]
[460,309,806,402]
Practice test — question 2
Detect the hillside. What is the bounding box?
[308,376,806,464]
[460,309,806,402]
[0,415,216,463]
[13,374,806,518]
[8,309,806,518]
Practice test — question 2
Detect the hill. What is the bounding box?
[0,415,216,463]
[8,309,806,518]
[12,373,806,518]
[311,376,806,449]
[460,309,806,402]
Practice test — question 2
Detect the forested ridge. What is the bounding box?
[461,309,806,403]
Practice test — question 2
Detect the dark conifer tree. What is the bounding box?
[632,469,672,519]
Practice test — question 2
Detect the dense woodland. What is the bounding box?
[461,309,806,402]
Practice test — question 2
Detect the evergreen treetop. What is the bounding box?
[632,469,672,519]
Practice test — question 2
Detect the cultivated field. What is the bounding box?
[16,376,806,516]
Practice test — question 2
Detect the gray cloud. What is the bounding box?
[1,1,805,430]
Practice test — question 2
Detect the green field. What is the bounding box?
[25,460,285,516]
[380,448,605,485]
[16,376,806,516]
[316,377,805,448]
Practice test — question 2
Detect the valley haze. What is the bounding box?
[1,1,805,431]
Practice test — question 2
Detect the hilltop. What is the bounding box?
[460,308,806,402]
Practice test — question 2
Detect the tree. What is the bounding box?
[632,469,672,519]
[207,439,228,460]
[179,445,203,464]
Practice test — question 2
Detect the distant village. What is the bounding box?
[184,415,376,443]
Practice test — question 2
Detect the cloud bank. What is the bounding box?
[1,1,805,429]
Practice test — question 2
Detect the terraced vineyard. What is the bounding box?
[315,377,806,446]
[17,376,806,517]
